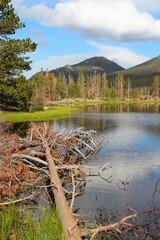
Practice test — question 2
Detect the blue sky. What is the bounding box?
[12,0,160,78]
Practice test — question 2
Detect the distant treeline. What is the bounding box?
[30,68,160,111]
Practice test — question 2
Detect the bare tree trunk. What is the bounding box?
[44,140,82,240]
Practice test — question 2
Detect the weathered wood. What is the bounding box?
[12,153,48,166]
[44,140,82,240]
[1,122,101,239]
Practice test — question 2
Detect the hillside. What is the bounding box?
[108,55,160,87]
[50,56,124,80]
[31,55,160,89]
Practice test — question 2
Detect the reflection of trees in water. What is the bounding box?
[54,115,114,132]
[93,205,160,240]
[82,103,160,113]
[147,125,160,136]
[11,122,29,138]
[52,103,160,133]
[128,103,160,113]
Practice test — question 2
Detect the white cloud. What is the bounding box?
[16,0,160,41]
[131,0,160,13]
[30,30,46,45]
[25,42,149,78]
[88,41,149,68]
[12,0,24,9]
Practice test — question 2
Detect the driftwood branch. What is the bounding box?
[0,194,33,206]
[30,123,91,240]
[70,171,77,211]
[44,139,82,240]
[12,153,48,166]
[89,208,160,239]
[1,122,101,240]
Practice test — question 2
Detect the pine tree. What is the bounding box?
[30,71,46,111]
[115,73,124,99]
[151,75,160,99]
[0,0,37,111]
[96,73,101,99]
[55,73,66,100]
[77,68,85,98]
[101,72,108,99]
[126,77,131,100]
[85,75,91,99]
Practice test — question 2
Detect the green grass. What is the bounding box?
[0,204,64,240]
[0,106,79,122]
[1,100,159,123]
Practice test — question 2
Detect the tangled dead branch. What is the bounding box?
[0,122,100,240]
[89,208,160,239]
[1,121,160,240]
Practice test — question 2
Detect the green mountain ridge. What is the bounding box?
[32,55,160,88]
[108,55,160,87]
[122,55,160,75]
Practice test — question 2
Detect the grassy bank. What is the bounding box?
[0,106,79,122]
[1,100,160,122]
[0,204,63,240]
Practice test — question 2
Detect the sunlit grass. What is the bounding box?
[0,106,79,122]
[1,100,160,123]
[0,204,64,240]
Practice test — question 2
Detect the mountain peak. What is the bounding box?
[74,56,123,70]
[50,56,124,80]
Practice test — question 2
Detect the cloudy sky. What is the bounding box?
[12,0,160,78]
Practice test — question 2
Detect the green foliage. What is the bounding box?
[0,0,25,37]
[151,75,160,98]
[0,204,64,240]
[32,65,160,103]
[0,76,33,111]
[0,39,36,79]
[30,72,46,111]
[77,68,85,98]
[55,73,67,99]
[0,0,37,111]
[109,56,160,88]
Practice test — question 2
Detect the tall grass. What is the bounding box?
[0,204,64,240]
[0,106,79,122]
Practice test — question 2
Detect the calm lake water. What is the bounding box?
[53,103,160,220]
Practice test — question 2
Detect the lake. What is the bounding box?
[53,103,160,221]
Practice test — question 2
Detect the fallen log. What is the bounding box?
[1,122,101,240]
[29,123,100,240]
[44,140,82,240]
[12,153,48,166]
[1,121,160,240]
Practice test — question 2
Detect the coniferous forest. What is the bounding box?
[0,0,160,112]
[30,68,160,111]
[0,0,37,111]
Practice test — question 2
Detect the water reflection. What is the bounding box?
[11,122,29,137]
[52,104,160,220]
[81,103,160,114]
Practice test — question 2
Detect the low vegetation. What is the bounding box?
[0,204,63,240]
[0,106,79,122]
